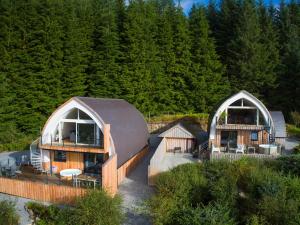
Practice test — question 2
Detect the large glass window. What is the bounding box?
[227,108,257,125]
[77,123,95,144]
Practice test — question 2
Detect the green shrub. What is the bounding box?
[293,144,300,154]
[0,200,19,225]
[26,190,123,225]
[26,202,70,225]
[287,124,300,138]
[275,155,300,176]
[149,159,300,225]
[71,189,123,225]
[291,111,300,127]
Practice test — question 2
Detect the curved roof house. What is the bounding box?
[209,90,286,155]
[34,97,149,194]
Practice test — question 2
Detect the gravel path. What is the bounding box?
[118,135,160,225]
[0,193,35,225]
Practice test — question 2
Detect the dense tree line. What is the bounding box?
[0,0,299,150]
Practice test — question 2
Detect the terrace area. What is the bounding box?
[0,159,101,189]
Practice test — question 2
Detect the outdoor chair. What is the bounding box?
[174,147,181,154]
[212,145,221,154]
[236,144,245,154]
[247,146,256,154]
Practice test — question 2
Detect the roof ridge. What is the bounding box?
[75,96,125,101]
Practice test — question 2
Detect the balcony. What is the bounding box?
[216,124,265,131]
[39,124,110,154]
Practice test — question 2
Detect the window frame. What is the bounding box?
[53,151,67,162]
[250,131,259,141]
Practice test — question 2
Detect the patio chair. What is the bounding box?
[236,144,245,154]
[247,146,256,154]
[212,145,221,154]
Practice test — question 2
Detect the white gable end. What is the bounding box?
[159,124,195,139]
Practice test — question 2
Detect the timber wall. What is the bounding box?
[50,151,84,173]
[117,146,149,185]
[0,177,86,204]
[213,130,268,146]
[102,154,118,195]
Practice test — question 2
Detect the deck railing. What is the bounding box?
[210,153,279,162]
[40,134,104,149]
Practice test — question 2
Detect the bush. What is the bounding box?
[291,111,300,127]
[0,200,19,225]
[26,190,123,225]
[287,124,300,138]
[148,159,300,225]
[71,190,123,225]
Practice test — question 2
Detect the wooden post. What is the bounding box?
[104,124,110,153]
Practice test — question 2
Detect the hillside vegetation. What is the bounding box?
[148,156,300,225]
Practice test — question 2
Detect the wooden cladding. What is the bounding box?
[213,129,268,147]
[0,177,86,204]
[50,151,84,173]
[166,138,195,153]
[102,154,118,195]
[117,146,149,186]
[103,124,110,154]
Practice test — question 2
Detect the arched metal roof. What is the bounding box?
[209,90,275,140]
[42,97,149,167]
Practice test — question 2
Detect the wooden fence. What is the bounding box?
[0,177,86,204]
[117,146,149,185]
[210,153,279,162]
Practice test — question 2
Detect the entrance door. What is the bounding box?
[220,131,238,148]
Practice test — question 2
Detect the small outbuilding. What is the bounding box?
[148,122,205,185]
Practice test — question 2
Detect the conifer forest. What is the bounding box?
[0,0,299,149]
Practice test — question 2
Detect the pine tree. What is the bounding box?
[61,0,93,99]
[257,0,280,103]
[170,4,193,112]
[155,1,181,113]
[276,0,300,112]
[189,5,230,112]
[121,0,165,114]
[216,0,240,63]
[227,0,277,99]
[88,0,121,99]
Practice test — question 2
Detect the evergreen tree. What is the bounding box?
[189,5,230,112]
[170,4,193,112]
[276,0,300,113]
[216,0,240,63]
[227,0,277,99]
[155,1,181,113]
[258,0,280,102]
[88,0,121,98]
[121,0,165,113]
[61,0,93,99]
